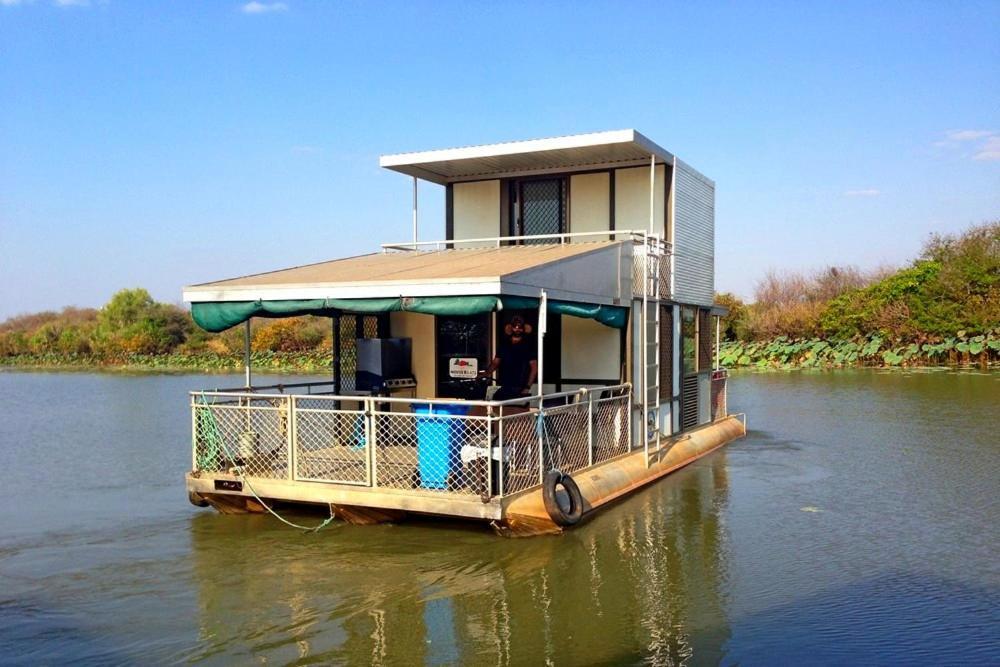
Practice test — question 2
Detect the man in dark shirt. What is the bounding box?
[481,315,537,401]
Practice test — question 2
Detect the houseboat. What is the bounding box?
[183,130,746,536]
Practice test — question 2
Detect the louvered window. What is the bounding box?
[681,375,699,430]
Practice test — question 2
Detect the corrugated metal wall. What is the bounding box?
[672,159,715,306]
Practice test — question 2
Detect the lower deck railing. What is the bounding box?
[191,384,632,502]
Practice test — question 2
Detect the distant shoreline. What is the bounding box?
[0,352,332,375]
[3,343,996,374]
[719,334,998,370]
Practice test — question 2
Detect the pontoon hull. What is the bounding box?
[187,416,745,536]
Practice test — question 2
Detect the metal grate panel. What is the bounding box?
[698,309,712,372]
[519,179,564,241]
[680,376,699,430]
[659,306,673,401]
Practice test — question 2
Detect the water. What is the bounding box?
[0,369,997,665]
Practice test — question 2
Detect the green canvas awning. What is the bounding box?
[192,295,628,333]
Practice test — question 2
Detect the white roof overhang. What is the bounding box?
[379,129,674,184]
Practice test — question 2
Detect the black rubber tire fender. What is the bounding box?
[542,470,584,526]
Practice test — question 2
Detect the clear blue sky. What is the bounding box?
[1,0,997,318]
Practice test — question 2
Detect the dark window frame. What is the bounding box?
[507,175,569,240]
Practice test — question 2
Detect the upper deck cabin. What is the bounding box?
[378,129,719,431]
[183,130,735,532]
[380,129,715,309]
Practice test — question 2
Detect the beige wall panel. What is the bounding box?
[569,172,610,240]
[614,165,665,235]
[389,312,436,398]
[453,180,500,247]
[561,316,621,380]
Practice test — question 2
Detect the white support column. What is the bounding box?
[537,290,547,483]
[412,176,419,247]
[649,154,655,235]
[537,290,547,400]
[244,319,252,388]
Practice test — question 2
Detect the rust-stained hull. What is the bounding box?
[496,415,746,537]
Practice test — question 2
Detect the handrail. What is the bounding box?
[381,230,670,252]
[210,380,335,393]
[190,383,632,409]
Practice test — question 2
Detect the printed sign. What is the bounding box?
[449,357,478,379]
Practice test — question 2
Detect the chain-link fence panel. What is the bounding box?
[294,400,368,485]
[194,397,289,479]
[496,410,540,495]
[537,402,590,475]
[372,411,491,497]
[592,395,631,464]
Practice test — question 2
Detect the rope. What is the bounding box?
[197,393,336,533]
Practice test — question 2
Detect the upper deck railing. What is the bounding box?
[381,230,672,299]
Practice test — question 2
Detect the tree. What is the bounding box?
[95,288,192,356]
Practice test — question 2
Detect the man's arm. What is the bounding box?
[481,356,500,376]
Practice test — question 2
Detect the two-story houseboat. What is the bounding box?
[183,130,745,536]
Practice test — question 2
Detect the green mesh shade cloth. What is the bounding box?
[191,295,627,332]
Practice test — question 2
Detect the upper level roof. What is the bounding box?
[379,129,674,185]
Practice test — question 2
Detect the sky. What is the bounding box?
[1,0,998,318]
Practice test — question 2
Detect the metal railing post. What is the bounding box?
[191,398,198,471]
[287,395,296,480]
[587,390,594,467]
[723,376,728,418]
[367,398,378,487]
[486,406,493,499]
[498,406,505,497]
[627,389,633,452]
[537,403,545,484]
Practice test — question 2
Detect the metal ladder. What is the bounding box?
[642,234,662,466]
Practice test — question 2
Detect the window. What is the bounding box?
[659,305,673,400]
[435,314,490,398]
[510,178,566,241]
[681,306,697,376]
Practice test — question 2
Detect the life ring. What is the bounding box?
[542,470,584,526]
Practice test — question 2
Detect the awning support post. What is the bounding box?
[412,176,419,248]
[649,154,656,235]
[244,319,252,389]
[537,289,547,484]
[537,289,547,401]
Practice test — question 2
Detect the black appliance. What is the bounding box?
[356,338,412,392]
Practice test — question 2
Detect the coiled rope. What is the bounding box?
[198,393,335,533]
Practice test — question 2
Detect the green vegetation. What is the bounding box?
[718,222,999,369]
[2,223,997,372]
[0,288,335,373]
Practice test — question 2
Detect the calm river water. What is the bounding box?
[0,369,997,665]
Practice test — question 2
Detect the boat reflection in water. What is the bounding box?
[188,453,732,665]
